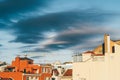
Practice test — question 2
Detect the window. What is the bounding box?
[9,78,13,80]
[50,69,52,73]
[58,66,61,68]
[28,61,32,64]
[48,68,51,73]
[52,78,55,80]
[35,77,37,79]
[31,76,33,79]
[23,69,26,73]
[112,46,115,53]
[46,68,48,73]
[26,77,29,80]
[42,68,45,73]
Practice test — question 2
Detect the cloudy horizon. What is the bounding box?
[0,0,120,63]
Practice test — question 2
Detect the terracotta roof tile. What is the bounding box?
[84,51,95,54]
[52,69,59,76]
[84,51,104,56]
[63,69,72,76]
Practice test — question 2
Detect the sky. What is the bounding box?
[0,0,120,63]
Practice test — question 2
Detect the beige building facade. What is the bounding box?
[73,34,120,80]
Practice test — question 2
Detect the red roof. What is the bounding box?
[94,54,104,56]
[84,51,95,54]
[52,69,59,76]
[63,69,72,76]
[84,51,104,56]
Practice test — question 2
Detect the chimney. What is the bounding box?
[104,34,110,53]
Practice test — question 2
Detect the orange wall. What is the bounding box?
[39,73,52,80]
[11,57,42,73]
[1,57,52,80]
[0,72,23,80]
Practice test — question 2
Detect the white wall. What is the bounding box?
[73,44,120,80]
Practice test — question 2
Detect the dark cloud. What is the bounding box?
[11,9,114,44]
[0,0,49,31]
[10,33,44,44]
[44,27,111,50]
[55,29,100,44]
[30,56,44,59]
[19,45,37,49]
[0,24,5,29]
[19,45,51,54]
[45,44,68,50]
[0,0,48,18]
[0,19,10,30]
[0,44,2,47]
[13,9,113,29]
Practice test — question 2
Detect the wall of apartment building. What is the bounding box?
[61,76,72,80]
[0,72,23,80]
[73,43,120,80]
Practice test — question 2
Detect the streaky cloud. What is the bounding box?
[10,9,115,44]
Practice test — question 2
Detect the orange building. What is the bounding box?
[0,56,52,80]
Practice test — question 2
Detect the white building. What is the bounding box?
[51,61,72,80]
[73,34,120,80]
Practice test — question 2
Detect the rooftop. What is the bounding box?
[52,69,59,76]
[84,51,104,56]
[63,69,72,76]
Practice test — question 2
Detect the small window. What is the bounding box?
[28,61,32,64]
[42,68,45,73]
[31,76,33,79]
[52,78,55,80]
[9,78,13,80]
[46,68,48,73]
[23,69,26,73]
[27,77,29,80]
[112,46,115,53]
[58,66,61,68]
